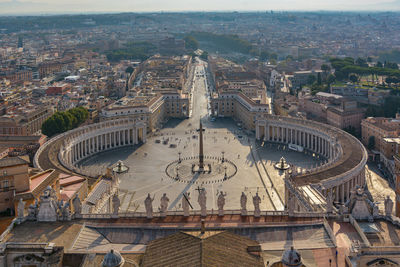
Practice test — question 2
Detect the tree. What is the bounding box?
[307,74,316,85]
[385,62,399,70]
[41,107,89,137]
[368,136,375,150]
[317,72,322,85]
[321,64,331,73]
[356,57,368,67]
[200,51,208,61]
[327,74,336,85]
[376,61,383,68]
[184,35,199,50]
[269,53,278,60]
[386,76,400,84]
[260,51,269,61]
[125,66,134,74]
[349,73,358,83]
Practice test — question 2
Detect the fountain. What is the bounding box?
[274,157,290,170]
[113,160,129,174]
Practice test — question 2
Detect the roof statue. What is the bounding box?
[102,249,124,267]
[281,246,303,267]
[240,192,247,216]
[145,193,154,219]
[217,191,226,217]
[253,192,261,217]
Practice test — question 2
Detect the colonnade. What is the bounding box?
[320,167,365,204]
[256,122,337,160]
[255,116,367,205]
[33,119,147,173]
[65,126,144,165]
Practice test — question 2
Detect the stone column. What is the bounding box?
[335,186,339,202]
[271,126,274,141]
[122,130,126,145]
[318,136,321,154]
[76,144,79,161]
[341,183,345,203]
[292,129,295,145]
[285,127,288,143]
[84,139,87,156]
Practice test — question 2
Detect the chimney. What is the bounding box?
[201,219,205,234]
[247,245,261,257]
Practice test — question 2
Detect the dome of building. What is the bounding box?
[282,246,302,267]
[102,249,124,267]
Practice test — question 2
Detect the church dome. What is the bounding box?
[102,249,124,267]
[282,246,302,267]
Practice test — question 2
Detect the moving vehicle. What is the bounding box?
[288,144,304,152]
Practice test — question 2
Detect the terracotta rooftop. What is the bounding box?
[141,231,264,267]
[0,156,29,168]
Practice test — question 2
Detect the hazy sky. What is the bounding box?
[0,0,400,14]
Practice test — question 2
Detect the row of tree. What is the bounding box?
[42,107,89,137]
[106,41,156,62]
[330,57,400,82]
[188,31,253,54]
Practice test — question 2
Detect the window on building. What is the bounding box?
[3,180,9,189]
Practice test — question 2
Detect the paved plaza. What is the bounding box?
[79,61,323,213]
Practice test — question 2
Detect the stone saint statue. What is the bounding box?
[27,199,38,221]
[17,198,25,220]
[61,201,71,221]
[73,194,82,215]
[326,190,333,213]
[217,191,226,217]
[37,186,58,222]
[145,193,154,219]
[112,194,120,215]
[182,193,191,217]
[385,196,394,217]
[240,192,247,216]
[198,189,207,217]
[253,192,261,217]
[160,193,169,217]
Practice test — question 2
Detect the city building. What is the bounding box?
[0,156,30,213]
[292,70,323,90]
[362,115,400,180]
[0,105,53,136]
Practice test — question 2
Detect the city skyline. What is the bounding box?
[1,0,400,15]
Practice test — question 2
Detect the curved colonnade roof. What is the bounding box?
[293,132,365,186]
